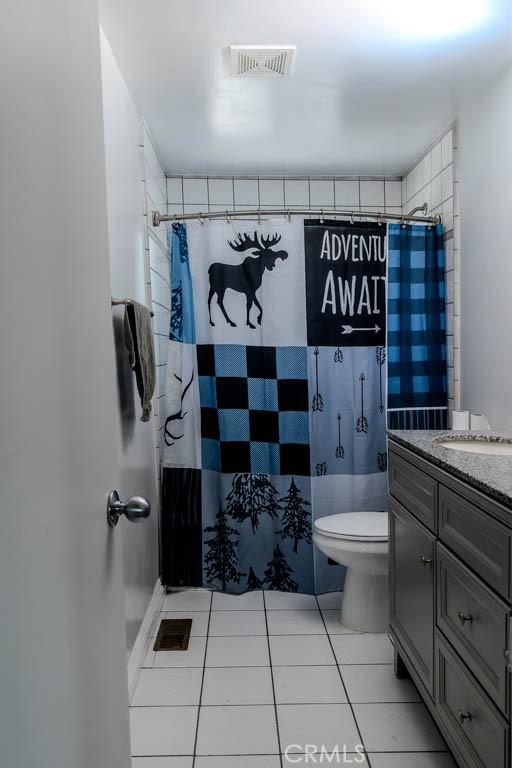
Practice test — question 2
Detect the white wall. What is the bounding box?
[402,124,460,413]
[0,2,131,766]
[101,32,161,655]
[458,63,512,430]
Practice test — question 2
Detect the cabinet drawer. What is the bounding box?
[389,451,437,532]
[437,544,509,713]
[435,630,508,768]
[439,484,511,599]
[390,498,435,696]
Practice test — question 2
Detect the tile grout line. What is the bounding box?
[263,590,285,768]
[191,590,213,767]
[315,596,372,768]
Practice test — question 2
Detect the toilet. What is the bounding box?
[313,511,389,633]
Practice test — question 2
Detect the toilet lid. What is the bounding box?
[314,512,388,541]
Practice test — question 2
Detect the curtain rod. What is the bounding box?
[152,206,440,228]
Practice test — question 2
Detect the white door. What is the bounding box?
[0,1,131,766]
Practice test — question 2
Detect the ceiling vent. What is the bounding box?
[230,45,296,77]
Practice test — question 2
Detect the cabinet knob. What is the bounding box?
[457,611,474,626]
[419,556,433,566]
[457,709,472,725]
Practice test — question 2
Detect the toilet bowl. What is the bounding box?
[313,511,389,633]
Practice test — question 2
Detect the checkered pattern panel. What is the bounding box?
[387,223,447,411]
[197,344,310,475]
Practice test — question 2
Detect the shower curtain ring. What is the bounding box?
[257,208,262,224]
[225,210,229,222]
[199,211,204,225]
[350,212,355,225]
[320,209,324,224]
[287,209,291,223]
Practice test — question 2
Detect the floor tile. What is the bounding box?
[131,668,203,706]
[212,591,264,611]
[282,753,369,766]
[202,666,274,705]
[162,589,211,612]
[206,635,270,667]
[269,635,336,666]
[267,609,326,635]
[317,592,343,610]
[331,633,394,664]
[151,611,210,637]
[195,757,280,767]
[208,610,266,636]
[340,664,421,703]
[321,610,358,635]
[151,636,207,668]
[196,705,279,755]
[277,703,361,754]
[369,754,456,767]
[264,591,318,610]
[132,759,193,768]
[273,665,347,704]
[353,702,446,751]
[130,706,197,756]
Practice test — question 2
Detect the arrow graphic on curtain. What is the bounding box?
[341,324,381,335]
[311,346,324,412]
[335,413,344,459]
[356,373,369,434]
[376,346,387,414]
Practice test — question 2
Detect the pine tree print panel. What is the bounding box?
[201,470,314,594]
[169,223,196,344]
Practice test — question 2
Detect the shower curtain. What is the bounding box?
[387,223,447,429]
[161,217,390,594]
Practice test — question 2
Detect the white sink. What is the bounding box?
[437,439,512,456]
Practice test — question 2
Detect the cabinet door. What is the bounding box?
[390,497,436,697]
[389,449,438,532]
[435,630,509,768]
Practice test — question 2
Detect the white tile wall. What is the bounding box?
[142,124,169,467]
[402,122,460,412]
[360,180,385,207]
[167,175,402,217]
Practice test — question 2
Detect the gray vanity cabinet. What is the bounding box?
[390,497,435,696]
[389,440,512,768]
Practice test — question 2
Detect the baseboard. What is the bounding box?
[127,578,165,701]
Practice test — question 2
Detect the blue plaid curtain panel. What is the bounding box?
[387,222,447,429]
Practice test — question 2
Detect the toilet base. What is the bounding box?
[341,568,388,633]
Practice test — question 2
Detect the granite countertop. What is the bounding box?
[388,430,512,509]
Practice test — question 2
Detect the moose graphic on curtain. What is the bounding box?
[161,218,388,595]
[207,231,289,329]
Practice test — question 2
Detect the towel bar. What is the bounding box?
[111,298,154,318]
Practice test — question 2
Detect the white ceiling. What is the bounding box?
[100,0,512,176]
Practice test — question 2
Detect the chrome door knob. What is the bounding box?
[107,490,151,527]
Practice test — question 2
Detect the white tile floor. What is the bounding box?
[130,589,456,767]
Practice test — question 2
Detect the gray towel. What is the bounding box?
[124,301,156,422]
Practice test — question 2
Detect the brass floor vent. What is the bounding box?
[153,618,192,651]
